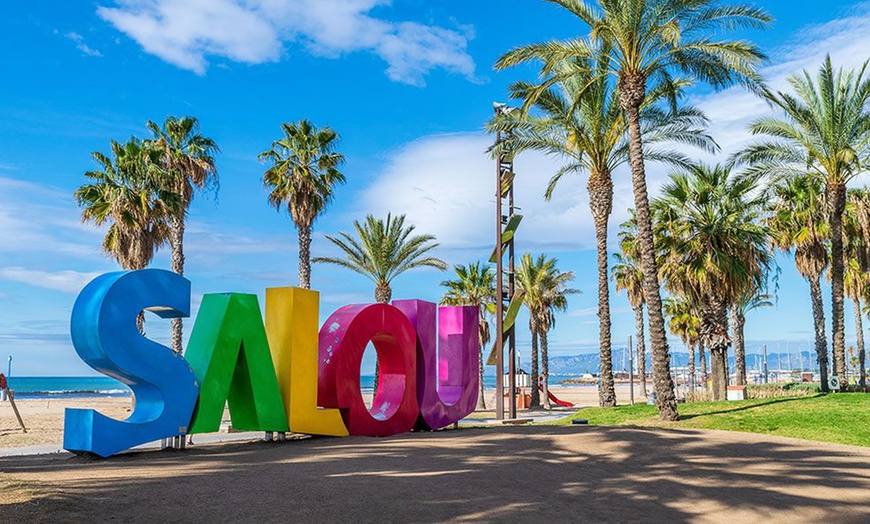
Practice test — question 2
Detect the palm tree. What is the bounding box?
[495,0,771,421]
[441,262,497,410]
[654,164,771,400]
[741,57,870,389]
[767,175,831,392]
[516,254,579,409]
[75,138,179,333]
[612,217,648,395]
[845,188,870,387]
[260,120,346,290]
[314,214,447,303]
[147,116,219,353]
[489,55,712,408]
[663,297,701,392]
[731,291,772,386]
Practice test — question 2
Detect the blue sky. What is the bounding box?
[2,0,870,376]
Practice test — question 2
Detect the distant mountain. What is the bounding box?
[517,349,822,376]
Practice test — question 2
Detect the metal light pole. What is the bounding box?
[629,336,634,405]
[492,102,520,420]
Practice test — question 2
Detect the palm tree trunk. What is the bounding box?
[136,311,146,336]
[634,304,647,395]
[828,182,848,389]
[703,300,730,401]
[541,329,551,410]
[298,223,312,289]
[619,76,678,421]
[373,284,392,393]
[731,308,747,386]
[589,170,616,408]
[699,340,708,389]
[170,216,185,354]
[530,320,540,408]
[808,276,830,392]
[688,343,696,394]
[855,298,866,388]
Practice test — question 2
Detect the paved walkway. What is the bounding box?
[3,426,870,521]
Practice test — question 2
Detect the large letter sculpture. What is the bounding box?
[186,293,289,434]
[64,270,198,458]
[393,300,479,430]
[265,287,348,437]
[318,304,418,436]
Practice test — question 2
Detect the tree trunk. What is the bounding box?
[170,216,185,354]
[530,320,540,408]
[619,74,678,421]
[541,330,551,410]
[699,340,708,389]
[828,182,848,389]
[298,223,312,289]
[732,308,747,386]
[373,284,391,393]
[634,304,647,395]
[808,276,830,392]
[701,300,730,401]
[136,311,146,336]
[589,169,616,407]
[855,298,866,388]
[710,348,728,401]
[688,343,696,394]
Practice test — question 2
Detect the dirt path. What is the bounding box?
[2,426,870,522]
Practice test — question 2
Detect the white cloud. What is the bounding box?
[359,4,870,257]
[63,31,104,57]
[0,268,103,293]
[0,177,105,259]
[96,0,476,85]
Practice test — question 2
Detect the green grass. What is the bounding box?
[548,393,870,447]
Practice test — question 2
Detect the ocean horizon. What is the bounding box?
[5,374,588,400]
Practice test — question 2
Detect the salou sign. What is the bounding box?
[64,269,480,458]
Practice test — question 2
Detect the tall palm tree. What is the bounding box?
[612,217,648,395]
[441,262,497,410]
[741,57,870,389]
[654,164,771,400]
[495,0,771,421]
[516,254,579,409]
[147,116,219,353]
[731,291,772,386]
[767,175,831,392]
[489,55,712,408]
[75,138,179,333]
[314,214,447,303]
[260,120,346,290]
[663,296,701,392]
[845,188,870,387]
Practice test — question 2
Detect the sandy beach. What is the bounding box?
[0,384,645,450]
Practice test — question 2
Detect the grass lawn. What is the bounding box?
[549,393,870,447]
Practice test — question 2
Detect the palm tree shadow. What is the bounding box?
[678,396,809,420]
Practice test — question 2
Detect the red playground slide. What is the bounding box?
[540,386,574,408]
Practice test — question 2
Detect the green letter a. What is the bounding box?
[186,293,289,434]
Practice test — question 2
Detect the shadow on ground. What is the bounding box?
[2,425,870,522]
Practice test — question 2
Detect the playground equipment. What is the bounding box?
[0,373,27,433]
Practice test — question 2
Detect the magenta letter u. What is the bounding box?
[393,300,479,430]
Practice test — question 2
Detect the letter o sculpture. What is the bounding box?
[317,304,418,436]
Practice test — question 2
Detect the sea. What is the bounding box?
[5,374,585,400]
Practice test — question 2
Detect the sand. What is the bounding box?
[3,425,870,521]
[0,384,640,449]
